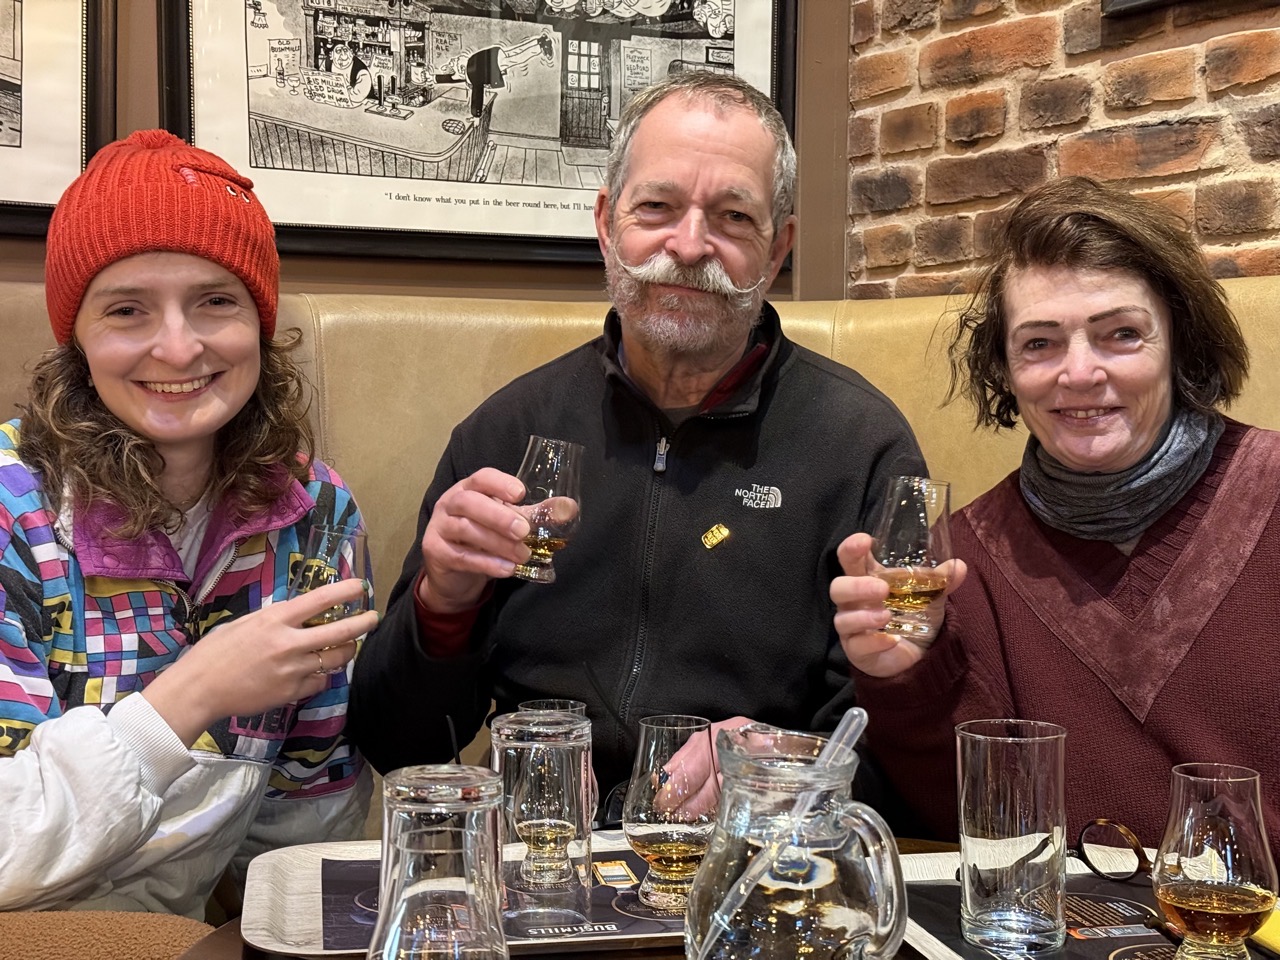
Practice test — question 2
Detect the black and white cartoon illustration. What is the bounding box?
[241,0,749,187]
[328,41,375,105]
[434,32,555,120]
[0,0,20,149]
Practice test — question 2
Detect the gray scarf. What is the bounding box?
[1019,408,1224,543]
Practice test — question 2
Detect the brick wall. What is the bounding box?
[846,0,1280,298]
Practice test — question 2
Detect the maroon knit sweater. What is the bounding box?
[857,420,1280,854]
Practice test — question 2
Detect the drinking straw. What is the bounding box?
[694,706,869,960]
[445,714,462,766]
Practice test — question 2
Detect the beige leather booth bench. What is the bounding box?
[2,277,1278,598]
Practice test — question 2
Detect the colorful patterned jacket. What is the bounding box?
[0,419,371,916]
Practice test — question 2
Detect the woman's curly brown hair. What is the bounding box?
[18,329,314,538]
[948,176,1250,430]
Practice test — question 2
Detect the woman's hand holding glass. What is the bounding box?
[141,578,377,747]
[141,524,375,745]
[868,476,956,633]
[832,531,967,678]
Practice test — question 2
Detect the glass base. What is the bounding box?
[519,855,574,885]
[513,560,556,584]
[885,612,934,638]
[962,908,1065,954]
[1175,939,1252,960]
[637,870,692,911]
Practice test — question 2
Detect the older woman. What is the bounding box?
[0,130,377,915]
[832,177,1277,848]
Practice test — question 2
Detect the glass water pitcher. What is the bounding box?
[685,724,906,960]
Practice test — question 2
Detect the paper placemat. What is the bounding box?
[899,847,1278,960]
[242,840,980,957]
[242,832,683,956]
[906,876,1203,960]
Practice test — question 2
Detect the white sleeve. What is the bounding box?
[0,693,196,911]
[226,762,374,894]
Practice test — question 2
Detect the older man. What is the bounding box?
[350,73,925,801]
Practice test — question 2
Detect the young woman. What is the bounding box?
[0,130,377,915]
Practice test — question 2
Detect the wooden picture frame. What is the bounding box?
[0,0,117,236]
[159,0,796,262]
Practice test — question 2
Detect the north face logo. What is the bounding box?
[735,484,782,508]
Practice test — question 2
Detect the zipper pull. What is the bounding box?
[653,436,669,473]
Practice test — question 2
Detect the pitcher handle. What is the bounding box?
[837,800,907,960]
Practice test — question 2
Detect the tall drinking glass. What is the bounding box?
[518,699,597,823]
[1153,763,1277,960]
[518,699,587,717]
[490,711,593,935]
[957,719,1067,954]
[367,765,508,960]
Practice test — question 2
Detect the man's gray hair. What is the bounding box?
[604,72,796,233]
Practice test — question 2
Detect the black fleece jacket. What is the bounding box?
[350,305,926,797]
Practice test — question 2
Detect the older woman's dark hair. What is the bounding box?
[950,176,1250,430]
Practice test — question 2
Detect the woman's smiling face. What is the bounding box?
[73,251,261,466]
[1004,263,1174,474]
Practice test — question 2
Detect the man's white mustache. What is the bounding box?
[614,251,766,300]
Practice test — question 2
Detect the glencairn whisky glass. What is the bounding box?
[512,436,584,585]
[1153,763,1278,960]
[622,715,718,911]
[490,712,592,933]
[868,476,953,638]
[511,745,578,885]
[287,525,372,625]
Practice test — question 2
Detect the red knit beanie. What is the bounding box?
[45,129,279,344]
